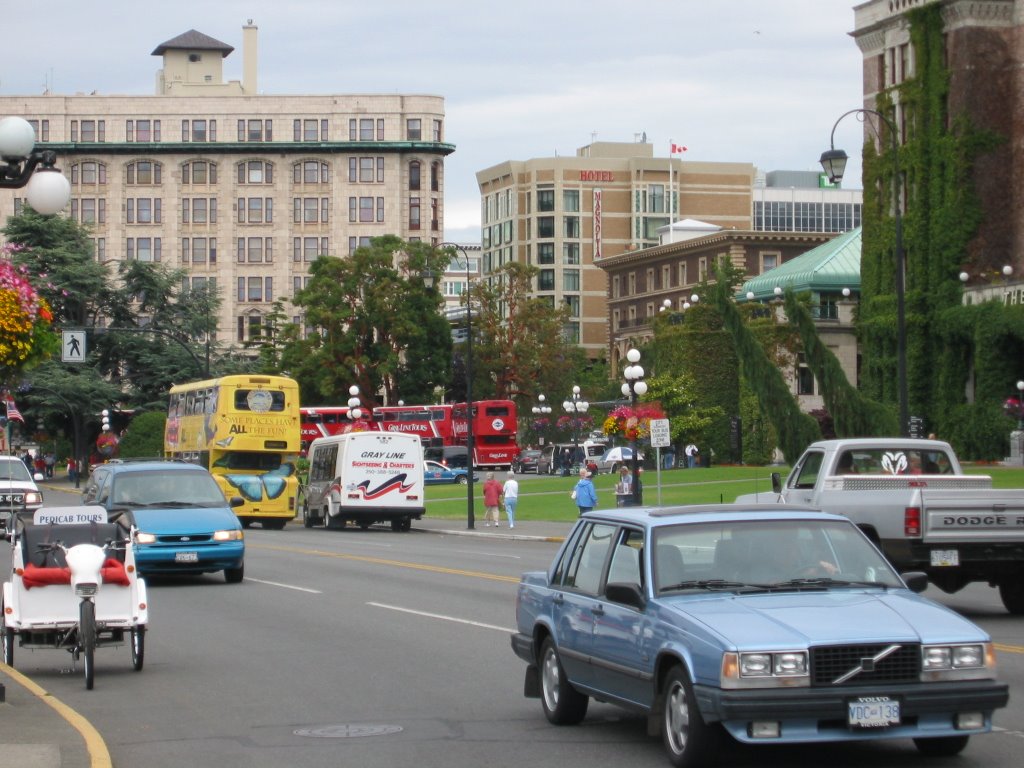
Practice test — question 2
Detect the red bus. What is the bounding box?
[452,400,519,469]
[300,400,519,468]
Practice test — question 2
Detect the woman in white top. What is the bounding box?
[502,471,519,528]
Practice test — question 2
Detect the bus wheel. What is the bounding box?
[240,518,252,529]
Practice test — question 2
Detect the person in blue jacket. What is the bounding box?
[572,468,598,515]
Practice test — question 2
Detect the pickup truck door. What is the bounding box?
[785,449,825,506]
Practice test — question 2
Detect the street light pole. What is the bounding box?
[439,243,476,530]
[532,394,551,447]
[821,107,907,436]
[562,386,589,472]
[621,349,648,505]
[0,116,72,214]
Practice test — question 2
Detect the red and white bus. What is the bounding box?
[300,400,519,469]
[452,400,519,469]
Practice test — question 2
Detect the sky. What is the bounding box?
[2,0,866,243]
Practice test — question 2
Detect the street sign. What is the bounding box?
[650,418,671,448]
[62,331,86,363]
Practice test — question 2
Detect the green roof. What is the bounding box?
[739,227,861,300]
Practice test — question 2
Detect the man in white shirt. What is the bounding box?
[685,443,699,469]
[502,471,519,528]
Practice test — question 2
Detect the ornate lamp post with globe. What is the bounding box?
[562,387,589,470]
[532,394,552,446]
[621,349,648,505]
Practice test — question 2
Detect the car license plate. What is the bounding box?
[848,697,900,728]
[930,549,959,567]
[175,552,199,563]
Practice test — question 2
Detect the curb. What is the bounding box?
[414,526,565,543]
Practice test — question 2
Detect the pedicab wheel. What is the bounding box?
[130,626,145,671]
[80,600,96,690]
[3,623,14,666]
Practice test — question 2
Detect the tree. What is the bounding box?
[643,371,724,447]
[284,236,451,406]
[117,411,167,458]
[465,261,572,401]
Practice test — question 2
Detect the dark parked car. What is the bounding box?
[512,504,1008,766]
[512,449,542,474]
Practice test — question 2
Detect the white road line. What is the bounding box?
[246,577,323,594]
[368,601,514,633]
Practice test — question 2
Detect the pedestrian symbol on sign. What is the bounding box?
[62,331,87,362]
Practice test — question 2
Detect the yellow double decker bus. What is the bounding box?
[164,375,301,529]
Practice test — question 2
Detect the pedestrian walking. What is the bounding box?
[502,471,519,528]
[615,465,633,507]
[572,468,598,515]
[561,447,572,477]
[685,442,699,469]
[66,457,78,484]
[44,452,56,478]
[482,471,503,527]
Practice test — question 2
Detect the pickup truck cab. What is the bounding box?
[736,438,1024,614]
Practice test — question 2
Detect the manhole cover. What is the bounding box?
[294,724,404,739]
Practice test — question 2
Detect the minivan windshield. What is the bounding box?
[111,470,227,507]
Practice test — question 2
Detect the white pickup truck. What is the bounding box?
[736,438,1024,614]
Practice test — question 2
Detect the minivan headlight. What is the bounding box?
[213,529,243,541]
[136,532,157,544]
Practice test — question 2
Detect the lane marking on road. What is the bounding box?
[454,549,522,559]
[994,642,1024,654]
[252,542,522,583]
[368,602,515,633]
[245,577,323,594]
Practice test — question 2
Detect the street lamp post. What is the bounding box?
[621,348,648,506]
[0,116,72,213]
[821,108,907,436]
[532,394,552,446]
[347,385,364,422]
[437,243,476,529]
[562,386,589,471]
[1017,381,1024,432]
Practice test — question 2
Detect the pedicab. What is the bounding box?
[2,505,149,689]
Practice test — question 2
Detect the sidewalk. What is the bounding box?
[411,515,572,542]
[0,664,106,768]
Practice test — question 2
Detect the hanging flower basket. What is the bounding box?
[602,403,666,442]
[0,249,58,381]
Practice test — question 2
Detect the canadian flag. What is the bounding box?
[670,143,688,154]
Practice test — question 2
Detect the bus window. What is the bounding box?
[213,451,284,471]
[233,389,286,412]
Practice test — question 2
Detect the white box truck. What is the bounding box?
[301,432,425,532]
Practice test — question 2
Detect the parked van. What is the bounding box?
[301,432,425,532]
[539,440,608,475]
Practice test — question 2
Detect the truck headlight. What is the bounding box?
[25,491,43,505]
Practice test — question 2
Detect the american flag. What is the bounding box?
[4,395,25,423]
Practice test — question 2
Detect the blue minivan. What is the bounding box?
[82,461,245,583]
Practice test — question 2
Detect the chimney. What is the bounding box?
[242,20,258,94]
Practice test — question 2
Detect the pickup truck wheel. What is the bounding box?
[913,735,969,756]
[3,623,13,665]
[302,504,314,528]
[998,581,1024,615]
[662,666,718,768]
[539,637,588,725]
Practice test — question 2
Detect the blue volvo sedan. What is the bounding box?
[511,505,1008,766]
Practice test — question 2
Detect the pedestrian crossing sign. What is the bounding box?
[62,330,87,362]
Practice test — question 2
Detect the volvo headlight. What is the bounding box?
[213,529,243,541]
[921,643,993,681]
[722,651,809,688]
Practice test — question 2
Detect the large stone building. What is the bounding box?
[0,24,452,350]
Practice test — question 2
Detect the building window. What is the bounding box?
[126,198,161,224]
[293,197,329,224]
[181,119,215,142]
[537,243,555,265]
[181,237,215,264]
[537,216,555,238]
[409,197,420,229]
[236,237,273,263]
[409,161,421,191]
[537,189,555,212]
[432,119,442,141]
[538,270,555,291]
[71,162,107,185]
[239,119,273,142]
[563,189,580,212]
[237,198,273,224]
[797,357,815,396]
[563,242,580,265]
[237,160,273,184]
[182,198,217,224]
[71,120,105,142]
[28,119,49,142]
[678,262,688,286]
[181,161,217,185]
[126,119,161,142]
[760,252,779,274]
[292,236,328,262]
[294,160,329,184]
[565,295,580,318]
[126,161,162,185]
[71,199,106,225]
[430,198,438,230]
[431,162,440,192]
[407,119,422,140]
[564,216,580,238]
[127,237,161,262]
[563,269,580,292]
